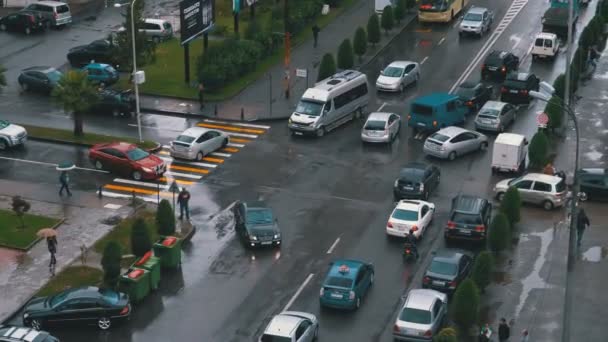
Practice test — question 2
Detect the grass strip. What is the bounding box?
[37,266,103,297]
[0,209,61,250]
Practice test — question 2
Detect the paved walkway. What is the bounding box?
[141,2,417,121]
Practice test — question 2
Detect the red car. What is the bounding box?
[89,142,166,180]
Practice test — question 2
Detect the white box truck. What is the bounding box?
[491,133,528,174]
[375,0,396,15]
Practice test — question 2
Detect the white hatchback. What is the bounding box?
[170,127,229,160]
[376,61,420,92]
[386,200,435,239]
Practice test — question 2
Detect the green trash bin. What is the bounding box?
[132,251,161,290]
[153,236,182,269]
[118,268,151,303]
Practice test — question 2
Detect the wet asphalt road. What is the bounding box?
[1,0,602,341]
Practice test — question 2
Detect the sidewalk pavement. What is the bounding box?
[140,2,417,122]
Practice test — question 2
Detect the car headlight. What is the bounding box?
[274,234,280,239]
[251,235,258,241]
[23,313,29,319]
[142,167,153,173]
[394,180,398,187]
[288,118,292,124]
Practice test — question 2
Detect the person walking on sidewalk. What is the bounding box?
[521,329,529,342]
[47,236,57,273]
[58,171,72,197]
[577,207,590,246]
[178,187,191,220]
[312,24,320,48]
[498,318,511,341]
[198,82,205,110]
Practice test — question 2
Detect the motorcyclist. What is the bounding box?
[405,229,419,259]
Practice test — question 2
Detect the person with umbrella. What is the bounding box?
[37,229,58,273]
[57,162,75,197]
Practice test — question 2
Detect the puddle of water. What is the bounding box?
[0,247,25,272]
[581,246,607,262]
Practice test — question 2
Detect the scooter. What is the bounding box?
[403,242,418,262]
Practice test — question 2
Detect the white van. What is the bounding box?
[23,1,71,27]
[288,70,369,137]
[375,0,396,15]
[531,33,559,60]
[491,133,528,174]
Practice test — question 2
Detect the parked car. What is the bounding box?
[67,40,115,67]
[0,11,46,35]
[532,32,559,60]
[0,120,27,150]
[422,249,473,294]
[169,127,229,161]
[444,195,492,243]
[494,173,567,210]
[22,287,131,331]
[393,162,440,200]
[459,7,493,37]
[500,72,540,104]
[455,81,493,113]
[393,289,447,341]
[319,259,374,310]
[82,63,119,86]
[386,200,435,239]
[17,66,62,94]
[233,201,282,248]
[423,126,488,161]
[89,89,135,116]
[578,168,608,201]
[259,311,319,342]
[0,325,59,342]
[376,61,420,92]
[22,1,71,27]
[481,50,519,81]
[491,133,528,174]
[88,142,166,180]
[361,112,401,143]
[117,18,174,43]
[474,101,517,132]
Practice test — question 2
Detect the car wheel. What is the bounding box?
[30,319,42,330]
[355,297,361,310]
[370,272,374,285]
[94,160,104,170]
[197,151,205,160]
[499,125,505,133]
[543,200,554,211]
[448,151,457,161]
[480,142,488,151]
[423,190,429,200]
[314,325,319,340]
[153,36,160,44]
[415,73,420,84]
[0,139,8,150]
[111,108,121,117]
[132,171,142,181]
[316,126,325,137]
[21,82,29,91]
[496,192,505,201]
[25,27,31,35]
[97,317,111,330]
[0,24,6,31]
[222,138,228,147]
[399,83,404,92]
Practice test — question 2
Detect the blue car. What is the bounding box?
[82,63,119,86]
[319,259,374,310]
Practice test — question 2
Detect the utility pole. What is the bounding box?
[283,0,290,99]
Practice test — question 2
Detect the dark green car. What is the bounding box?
[234,201,282,248]
[89,89,135,116]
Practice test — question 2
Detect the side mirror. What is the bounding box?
[524,140,529,145]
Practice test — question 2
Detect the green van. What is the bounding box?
[407,93,468,132]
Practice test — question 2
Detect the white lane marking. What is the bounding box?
[326,237,341,254]
[210,152,231,158]
[282,273,315,312]
[226,132,258,139]
[203,119,271,130]
[101,191,159,203]
[113,178,171,190]
[158,156,217,168]
[421,56,429,65]
[228,143,245,148]
[512,39,521,49]
[128,124,184,132]
[377,102,388,111]
[103,203,123,210]
[0,156,109,173]
[164,171,203,179]
[438,37,446,46]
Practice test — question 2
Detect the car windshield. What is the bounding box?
[507,176,524,185]
[0,120,9,129]
[126,148,150,161]
[485,54,504,67]
[429,133,450,142]
[464,12,483,21]
[104,66,116,73]
[46,70,62,83]
[326,276,353,288]
[260,335,291,342]
[392,209,419,221]
[364,120,386,130]
[399,307,432,324]
[175,135,195,144]
[49,292,70,307]
[399,168,425,182]
[452,212,482,225]
[99,289,120,305]
[504,79,526,89]
[478,108,499,119]
[429,260,458,276]
[246,208,274,225]
[455,86,476,98]
[383,66,404,77]
[295,99,325,117]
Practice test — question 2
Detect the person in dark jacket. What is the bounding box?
[577,208,590,246]
[312,24,320,48]
[59,171,72,196]
[177,187,191,220]
[498,318,511,341]
[47,236,57,268]
[405,229,418,259]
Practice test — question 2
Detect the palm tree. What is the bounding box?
[52,70,100,136]
[0,65,6,90]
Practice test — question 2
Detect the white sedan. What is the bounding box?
[169,127,229,160]
[376,61,420,92]
[386,200,435,238]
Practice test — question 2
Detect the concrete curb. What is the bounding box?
[359,14,418,70]
[142,107,288,123]
[27,136,163,153]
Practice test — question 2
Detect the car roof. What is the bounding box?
[414,93,459,106]
[520,173,563,184]
[0,326,52,342]
[481,101,507,110]
[367,112,394,121]
[99,142,137,152]
[579,168,607,176]
[327,259,365,280]
[432,249,468,264]
[36,1,69,6]
[387,61,416,68]
[84,63,112,68]
[536,32,557,40]
[22,66,55,73]
[402,162,429,171]
[467,6,488,14]
[244,201,270,211]
[179,126,209,137]
[488,50,509,59]
[435,126,468,137]
[507,72,531,81]
[452,195,487,213]
[265,314,303,337]
[143,18,169,25]
[404,289,444,311]
[495,133,526,145]
[395,200,424,211]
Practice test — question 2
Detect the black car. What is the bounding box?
[444,195,492,243]
[481,50,520,80]
[0,325,58,342]
[18,66,63,94]
[455,81,493,113]
[579,168,608,201]
[90,89,135,116]
[500,72,540,104]
[67,40,115,67]
[0,11,46,35]
[23,287,131,331]
[393,162,440,201]
[234,201,282,248]
[422,249,473,294]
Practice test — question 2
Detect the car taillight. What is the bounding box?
[449,280,458,288]
[501,66,506,73]
[446,221,456,229]
[407,114,411,121]
[481,64,486,69]
[423,276,430,284]
[387,221,394,228]
[432,120,437,127]
[53,12,58,19]
[520,90,528,95]
[424,330,433,338]
[349,291,355,300]
[411,225,418,232]
[466,101,473,106]
[319,287,325,296]
[419,183,424,191]
[28,15,35,24]
[475,225,486,232]
[120,306,129,315]
[501,87,507,93]
[405,248,411,254]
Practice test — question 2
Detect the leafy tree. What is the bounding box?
[367,13,381,46]
[381,5,395,34]
[337,39,354,69]
[450,279,480,330]
[11,196,30,229]
[101,241,122,289]
[500,186,522,226]
[433,327,458,342]
[553,73,566,99]
[471,251,494,293]
[579,25,595,50]
[51,70,100,136]
[488,212,511,253]
[406,0,417,13]
[353,27,367,62]
[111,0,155,70]
[131,217,152,257]
[156,199,176,236]
[0,65,6,90]
[394,0,405,24]
[544,95,563,131]
[528,130,549,170]
[317,53,337,81]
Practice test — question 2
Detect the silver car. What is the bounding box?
[259,311,319,342]
[376,61,420,92]
[474,101,517,132]
[494,173,567,210]
[0,120,27,150]
[423,126,488,161]
[393,289,448,341]
[459,7,493,37]
[361,112,401,143]
[169,127,229,160]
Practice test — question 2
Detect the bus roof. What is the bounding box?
[303,70,367,102]
[412,93,459,107]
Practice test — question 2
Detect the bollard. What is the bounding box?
[98,185,103,199]
[214,104,218,117]
[241,108,244,121]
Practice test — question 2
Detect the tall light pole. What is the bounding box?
[564,0,574,110]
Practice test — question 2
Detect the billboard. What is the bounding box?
[180,0,214,45]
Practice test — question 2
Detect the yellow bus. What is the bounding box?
[418,0,470,23]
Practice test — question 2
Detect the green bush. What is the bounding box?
[545,95,563,131]
[500,186,522,226]
[488,212,511,253]
[367,13,381,46]
[579,25,595,50]
[434,327,458,342]
[156,199,176,236]
[381,5,395,34]
[130,217,152,258]
[450,279,480,330]
[337,39,354,69]
[529,130,550,170]
[553,73,566,99]
[101,241,122,289]
[471,251,494,293]
[394,0,405,24]
[287,0,323,34]
[406,0,417,12]
[353,27,368,62]
[317,53,337,82]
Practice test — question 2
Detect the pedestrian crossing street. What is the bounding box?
[101,119,270,203]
